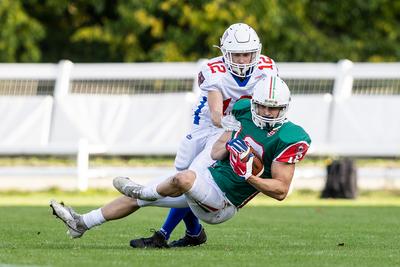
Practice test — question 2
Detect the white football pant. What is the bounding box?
[137,165,237,225]
[174,124,224,171]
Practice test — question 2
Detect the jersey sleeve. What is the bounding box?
[198,58,226,93]
[273,124,311,164]
[231,99,251,120]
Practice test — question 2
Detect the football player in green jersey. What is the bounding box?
[209,75,311,208]
[50,76,311,242]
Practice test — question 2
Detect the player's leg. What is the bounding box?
[174,125,208,171]
[129,192,190,248]
[50,195,138,238]
[166,150,214,247]
[147,166,236,225]
[115,173,192,248]
[183,168,237,225]
[51,172,188,241]
[114,166,236,225]
[159,207,191,240]
[129,126,209,248]
[129,207,189,249]
[129,207,206,248]
[168,129,223,246]
[113,171,197,207]
[168,209,207,247]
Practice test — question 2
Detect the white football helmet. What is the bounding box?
[218,23,261,78]
[251,76,291,129]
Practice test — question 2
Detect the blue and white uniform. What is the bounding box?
[174,55,279,171]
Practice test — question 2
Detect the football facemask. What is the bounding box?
[217,23,261,78]
[251,76,291,129]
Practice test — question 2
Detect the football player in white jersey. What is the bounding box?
[49,23,279,248]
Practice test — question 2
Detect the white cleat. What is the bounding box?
[113,176,156,201]
[50,199,87,238]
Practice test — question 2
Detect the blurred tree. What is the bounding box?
[0,0,44,62]
[1,0,399,62]
[22,0,118,62]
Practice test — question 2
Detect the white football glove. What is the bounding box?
[221,115,241,132]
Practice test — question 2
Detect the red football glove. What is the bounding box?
[226,138,254,180]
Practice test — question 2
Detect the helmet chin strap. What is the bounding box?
[231,65,253,78]
[264,119,286,132]
[252,105,287,131]
[234,66,246,76]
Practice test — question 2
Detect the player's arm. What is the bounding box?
[211,131,231,160]
[246,162,295,201]
[208,90,223,127]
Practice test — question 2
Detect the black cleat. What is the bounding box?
[169,227,207,248]
[130,230,169,249]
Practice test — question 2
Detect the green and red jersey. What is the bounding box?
[209,99,311,207]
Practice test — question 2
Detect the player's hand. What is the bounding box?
[229,150,254,180]
[226,138,253,180]
[225,138,249,156]
[221,115,241,132]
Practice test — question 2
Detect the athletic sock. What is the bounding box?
[140,184,163,200]
[160,207,191,240]
[82,208,106,229]
[183,209,202,236]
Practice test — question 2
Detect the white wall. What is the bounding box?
[0,60,399,157]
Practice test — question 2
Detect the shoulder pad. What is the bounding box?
[257,55,279,76]
[274,122,311,163]
[232,98,251,116]
[198,57,227,92]
[279,122,311,144]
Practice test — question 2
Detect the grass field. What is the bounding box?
[1,155,400,167]
[0,190,399,267]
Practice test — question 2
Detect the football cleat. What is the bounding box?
[113,176,156,201]
[49,199,87,238]
[130,230,169,249]
[169,227,207,248]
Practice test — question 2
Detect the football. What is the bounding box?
[241,146,264,177]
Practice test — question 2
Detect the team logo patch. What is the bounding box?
[198,71,205,86]
[267,129,277,137]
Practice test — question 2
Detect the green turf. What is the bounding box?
[0,192,399,267]
[1,155,400,167]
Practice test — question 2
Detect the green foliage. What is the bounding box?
[0,0,44,62]
[0,0,399,62]
[1,189,400,206]
[1,155,400,167]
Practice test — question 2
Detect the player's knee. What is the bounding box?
[172,170,196,191]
